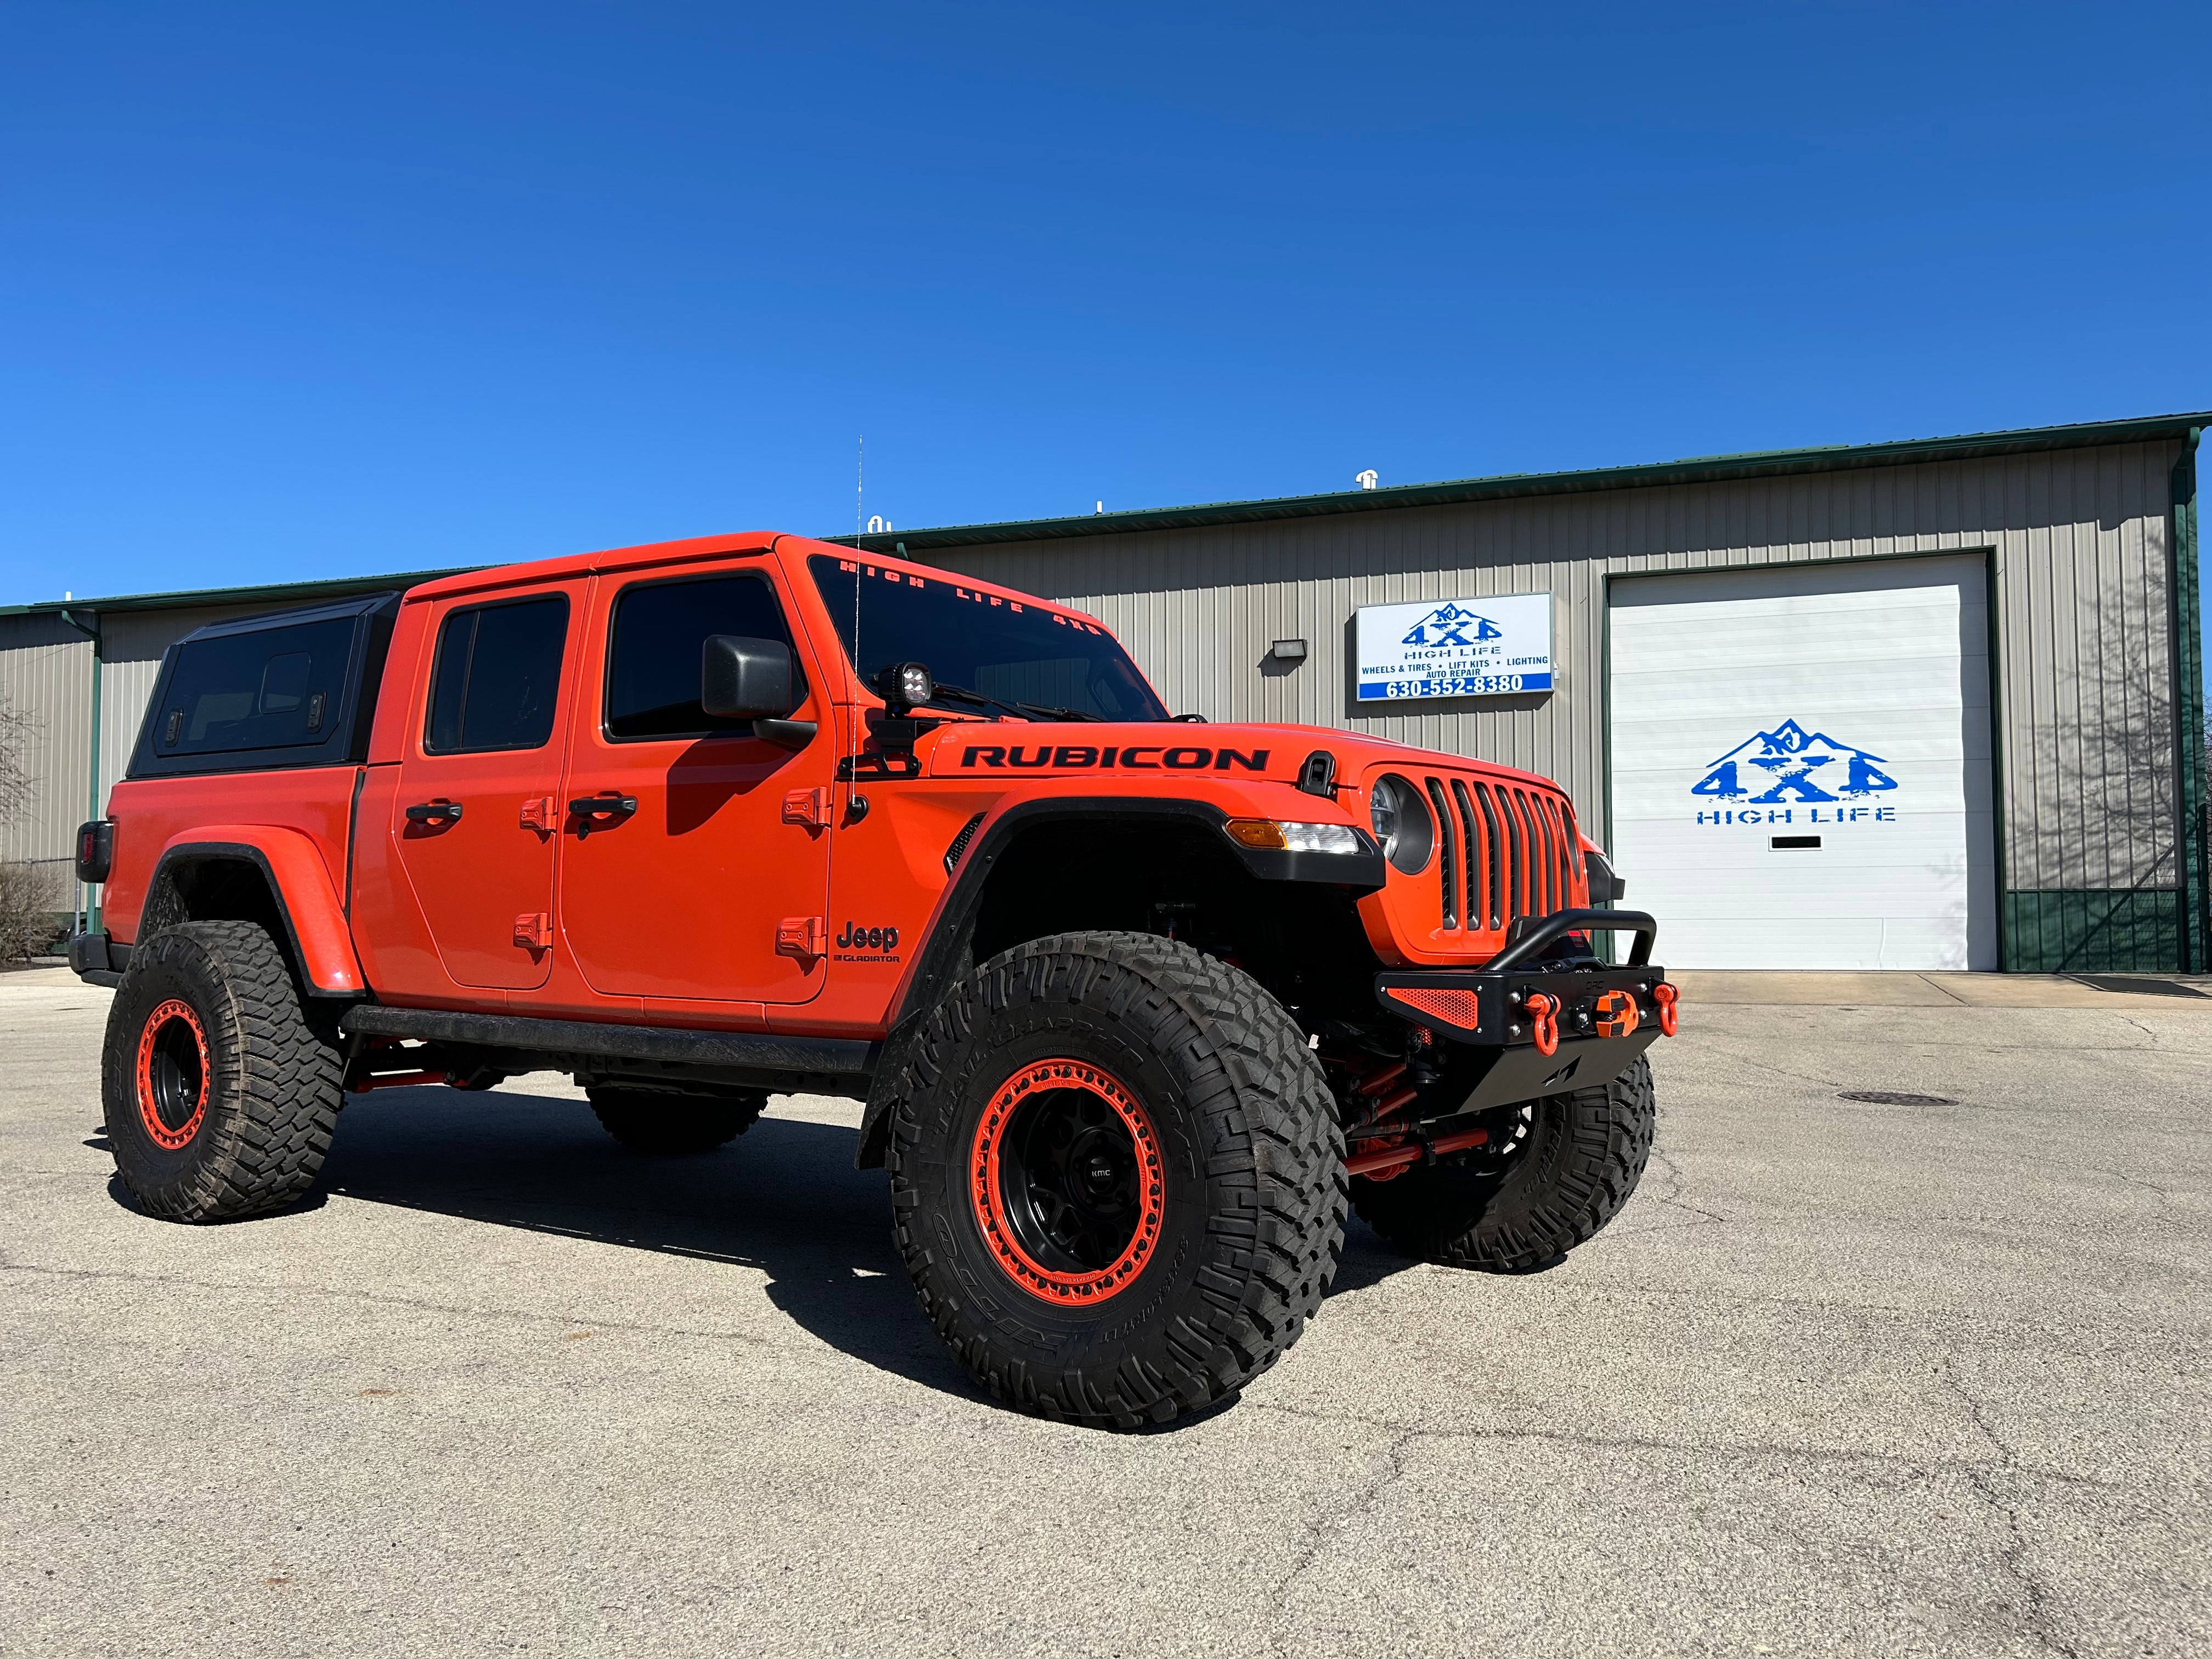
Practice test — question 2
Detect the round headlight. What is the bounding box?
[1371,775,1435,876]
[1370,783,1400,857]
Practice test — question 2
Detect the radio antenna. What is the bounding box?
[849,437,865,795]
[853,433,864,670]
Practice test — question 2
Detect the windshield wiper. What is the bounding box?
[927,684,1101,723]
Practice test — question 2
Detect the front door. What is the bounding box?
[557,562,834,1004]
[388,584,580,992]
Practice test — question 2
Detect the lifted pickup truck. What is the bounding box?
[71,531,1675,1427]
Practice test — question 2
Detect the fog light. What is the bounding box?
[1224,819,1362,854]
[875,661,934,713]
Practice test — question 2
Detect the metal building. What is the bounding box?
[1,412,2202,972]
[867,413,2208,974]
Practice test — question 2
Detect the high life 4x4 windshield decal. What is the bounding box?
[952,743,1270,771]
[805,554,1172,724]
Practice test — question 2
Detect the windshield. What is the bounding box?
[808,555,1169,722]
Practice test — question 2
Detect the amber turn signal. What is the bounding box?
[1223,818,1363,854]
[1224,818,1288,849]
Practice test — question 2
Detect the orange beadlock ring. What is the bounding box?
[970,1058,1165,1306]
[1524,992,1560,1057]
[135,998,211,1150]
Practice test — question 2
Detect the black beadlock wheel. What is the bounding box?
[1351,1054,1656,1272]
[884,930,1346,1429]
[100,920,343,1222]
[586,1086,765,1154]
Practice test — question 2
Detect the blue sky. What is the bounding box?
[1,2,2206,608]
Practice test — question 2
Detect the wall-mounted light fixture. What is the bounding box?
[1270,639,1309,662]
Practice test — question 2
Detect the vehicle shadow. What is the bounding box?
[313,1084,1417,1408]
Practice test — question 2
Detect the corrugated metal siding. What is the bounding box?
[936,442,2183,896]
[0,617,93,881]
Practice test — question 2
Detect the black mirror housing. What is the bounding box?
[702,635,798,720]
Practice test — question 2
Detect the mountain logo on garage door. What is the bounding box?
[1398,602,1503,648]
[1691,719,1899,804]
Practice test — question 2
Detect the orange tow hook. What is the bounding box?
[1652,981,1680,1037]
[1593,988,1639,1039]
[1524,992,1560,1057]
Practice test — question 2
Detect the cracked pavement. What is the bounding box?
[4,967,2209,1657]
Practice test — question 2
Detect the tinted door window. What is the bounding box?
[425,595,570,754]
[605,574,799,741]
[158,617,358,755]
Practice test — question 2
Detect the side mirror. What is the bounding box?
[702,635,797,719]
[702,635,815,749]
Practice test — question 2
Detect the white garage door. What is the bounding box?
[1608,556,1996,970]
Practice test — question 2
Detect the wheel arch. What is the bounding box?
[139,828,366,998]
[854,796,1380,1168]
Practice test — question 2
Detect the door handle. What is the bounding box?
[567,792,638,821]
[404,800,464,824]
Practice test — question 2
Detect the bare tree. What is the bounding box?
[0,692,31,831]
[0,693,62,960]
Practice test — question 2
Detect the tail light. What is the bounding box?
[75,820,113,884]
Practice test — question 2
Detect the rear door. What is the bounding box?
[386,584,580,992]
[556,562,834,1004]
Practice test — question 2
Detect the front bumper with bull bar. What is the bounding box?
[1372,907,1676,1121]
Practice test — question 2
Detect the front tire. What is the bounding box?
[886,931,1345,1429]
[101,920,343,1222]
[1352,1054,1656,1272]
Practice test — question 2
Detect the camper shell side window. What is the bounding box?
[127,592,401,778]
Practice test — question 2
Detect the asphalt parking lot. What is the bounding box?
[4,966,2208,1658]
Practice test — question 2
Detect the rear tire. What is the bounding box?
[885,930,1345,1429]
[101,920,343,1222]
[586,1086,764,1154]
[1352,1055,1655,1272]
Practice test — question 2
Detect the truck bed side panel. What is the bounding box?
[101,769,359,947]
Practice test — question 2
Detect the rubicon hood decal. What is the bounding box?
[919,721,1566,791]
[947,741,1270,772]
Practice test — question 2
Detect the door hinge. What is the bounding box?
[775,916,827,960]
[781,786,832,830]
[514,912,553,950]
[519,795,558,832]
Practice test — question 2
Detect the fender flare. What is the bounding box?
[143,827,367,996]
[852,794,1381,1167]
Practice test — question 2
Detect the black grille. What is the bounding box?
[1426,778,1458,929]
[1417,774,1577,941]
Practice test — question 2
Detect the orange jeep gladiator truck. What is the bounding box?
[70,531,1675,1427]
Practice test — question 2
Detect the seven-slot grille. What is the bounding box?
[1414,774,1580,936]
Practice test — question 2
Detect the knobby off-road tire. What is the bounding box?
[885,930,1346,1429]
[1353,1054,1655,1272]
[587,1086,765,1154]
[101,920,343,1222]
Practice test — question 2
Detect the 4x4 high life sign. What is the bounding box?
[1691,719,1900,826]
[1354,593,1554,701]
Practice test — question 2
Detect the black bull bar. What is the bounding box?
[1373,909,1675,1119]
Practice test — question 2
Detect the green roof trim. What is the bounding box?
[835,410,2212,556]
[0,566,478,620]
